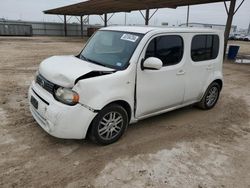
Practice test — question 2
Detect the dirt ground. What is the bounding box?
[0,36,250,188]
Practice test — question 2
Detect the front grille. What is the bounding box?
[36,74,55,94]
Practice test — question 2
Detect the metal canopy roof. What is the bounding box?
[44,0,230,16]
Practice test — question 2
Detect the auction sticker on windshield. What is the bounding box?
[121,34,139,42]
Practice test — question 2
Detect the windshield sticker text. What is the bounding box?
[121,34,139,42]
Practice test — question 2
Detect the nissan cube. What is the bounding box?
[28,26,224,145]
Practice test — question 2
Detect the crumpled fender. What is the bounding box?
[73,70,135,112]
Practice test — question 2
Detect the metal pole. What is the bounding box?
[145,9,150,25]
[125,13,127,26]
[248,22,250,35]
[224,0,236,57]
[64,15,67,37]
[80,16,83,38]
[186,6,190,27]
[104,13,108,27]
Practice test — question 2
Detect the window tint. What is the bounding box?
[191,35,219,62]
[145,35,184,66]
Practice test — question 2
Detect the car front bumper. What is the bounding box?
[28,81,97,139]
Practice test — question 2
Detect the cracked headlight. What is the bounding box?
[55,87,79,105]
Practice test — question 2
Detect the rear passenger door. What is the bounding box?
[184,34,220,102]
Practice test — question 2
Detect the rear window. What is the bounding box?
[191,35,219,62]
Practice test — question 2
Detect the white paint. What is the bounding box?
[39,55,113,88]
[101,26,223,34]
[143,57,163,70]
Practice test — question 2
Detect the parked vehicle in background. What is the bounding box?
[242,35,250,41]
[229,33,250,41]
[229,33,241,40]
[229,34,235,40]
[235,34,245,40]
[28,26,224,145]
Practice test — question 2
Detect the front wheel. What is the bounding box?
[88,104,128,145]
[197,82,221,110]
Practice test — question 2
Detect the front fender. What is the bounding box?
[73,71,135,111]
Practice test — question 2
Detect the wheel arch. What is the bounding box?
[86,100,132,138]
[106,100,132,122]
[200,78,223,102]
[213,79,223,91]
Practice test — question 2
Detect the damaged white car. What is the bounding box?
[28,26,224,145]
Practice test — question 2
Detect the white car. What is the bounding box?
[28,26,224,145]
[242,35,250,41]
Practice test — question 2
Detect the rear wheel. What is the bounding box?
[197,82,221,110]
[89,104,128,145]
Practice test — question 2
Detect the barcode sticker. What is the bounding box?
[121,34,139,42]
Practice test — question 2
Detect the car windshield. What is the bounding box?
[80,30,143,70]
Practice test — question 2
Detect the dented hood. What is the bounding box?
[39,55,114,88]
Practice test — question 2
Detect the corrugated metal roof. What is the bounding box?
[44,0,230,16]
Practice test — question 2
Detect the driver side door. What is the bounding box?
[136,34,186,118]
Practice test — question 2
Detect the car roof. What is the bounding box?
[100,26,222,34]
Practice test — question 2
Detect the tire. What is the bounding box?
[197,82,221,110]
[88,104,128,145]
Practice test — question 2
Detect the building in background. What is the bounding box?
[0,19,90,36]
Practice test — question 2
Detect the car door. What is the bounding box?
[136,34,186,118]
[184,34,220,103]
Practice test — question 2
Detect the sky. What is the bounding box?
[0,0,250,29]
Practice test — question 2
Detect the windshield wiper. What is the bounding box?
[80,54,90,62]
[80,54,110,68]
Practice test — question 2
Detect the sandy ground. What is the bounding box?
[0,37,250,188]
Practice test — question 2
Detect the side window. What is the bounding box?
[145,35,184,66]
[191,35,219,62]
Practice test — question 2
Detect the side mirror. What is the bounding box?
[142,57,163,70]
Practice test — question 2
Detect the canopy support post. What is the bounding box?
[224,0,236,57]
[186,5,190,27]
[145,9,150,25]
[64,15,67,37]
[140,9,158,26]
[104,13,108,27]
[80,15,83,38]
[125,13,127,25]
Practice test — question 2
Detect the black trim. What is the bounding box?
[140,58,145,70]
[74,71,115,84]
[36,74,56,94]
[32,88,49,106]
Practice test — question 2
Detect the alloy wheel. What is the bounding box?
[98,112,124,141]
[205,86,219,107]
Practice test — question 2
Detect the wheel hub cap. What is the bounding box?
[206,86,219,107]
[98,112,123,141]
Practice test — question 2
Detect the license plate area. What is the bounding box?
[31,96,38,109]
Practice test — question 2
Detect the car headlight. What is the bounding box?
[55,87,79,105]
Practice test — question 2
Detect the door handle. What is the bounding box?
[177,70,185,75]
